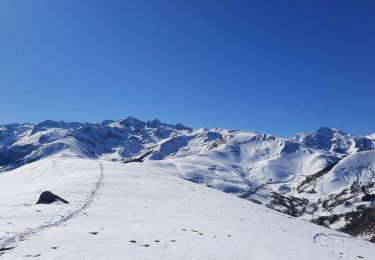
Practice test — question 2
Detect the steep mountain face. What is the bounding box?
[1,117,375,242]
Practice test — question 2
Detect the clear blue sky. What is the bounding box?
[0,1,374,136]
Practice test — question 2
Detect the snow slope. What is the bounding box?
[0,158,374,259]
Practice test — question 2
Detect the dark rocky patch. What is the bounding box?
[312,214,340,227]
[0,247,15,252]
[340,209,375,242]
[313,208,375,242]
[267,193,309,217]
[123,150,153,163]
[36,191,69,204]
[321,189,354,211]
[362,193,375,202]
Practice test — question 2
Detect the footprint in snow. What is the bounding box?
[24,254,41,257]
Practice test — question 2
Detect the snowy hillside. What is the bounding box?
[1,117,375,244]
[1,158,374,259]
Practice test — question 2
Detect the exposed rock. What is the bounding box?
[36,191,69,204]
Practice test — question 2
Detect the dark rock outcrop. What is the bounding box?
[362,193,375,202]
[36,191,69,204]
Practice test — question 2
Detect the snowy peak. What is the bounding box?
[0,123,33,148]
[32,120,82,132]
[292,127,374,154]
[114,117,191,131]
[118,116,146,128]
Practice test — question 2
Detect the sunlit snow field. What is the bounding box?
[0,157,374,259]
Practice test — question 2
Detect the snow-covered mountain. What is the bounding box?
[292,127,374,154]
[1,117,375,245]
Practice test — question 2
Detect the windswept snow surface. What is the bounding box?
[0,158,374,259]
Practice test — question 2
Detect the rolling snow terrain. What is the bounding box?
[0,157,374,259]
[0,117,375,258]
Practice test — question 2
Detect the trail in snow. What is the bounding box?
[313,233,366,260]
[0,160,104,253]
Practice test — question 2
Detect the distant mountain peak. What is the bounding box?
[118,116,146,128]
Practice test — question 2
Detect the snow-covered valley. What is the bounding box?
[1,117,375,258]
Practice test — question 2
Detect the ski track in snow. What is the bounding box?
[313,233,365,260]
[0,159,104,253]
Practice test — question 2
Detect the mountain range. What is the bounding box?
[1,117,375,243]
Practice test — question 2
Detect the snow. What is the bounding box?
[0,124,33,148]
[317,150,375,195]
[0,158,374,259]
[12,128,70,147]
[329,216,348,230]
[2,119,375,245]
[291,127,358,154]
[149,131,333,198]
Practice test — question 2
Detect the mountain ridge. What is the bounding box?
[1,117,375,242]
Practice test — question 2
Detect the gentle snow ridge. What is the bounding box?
[0,158,374,259]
